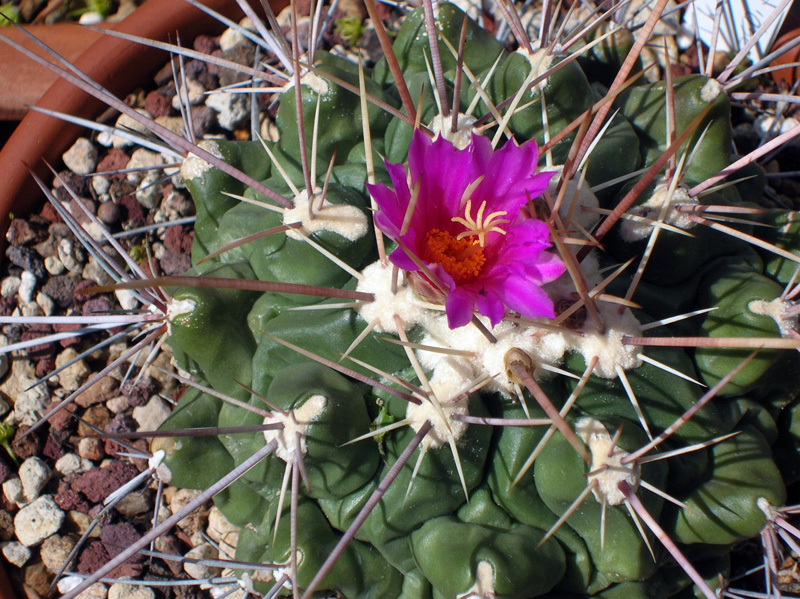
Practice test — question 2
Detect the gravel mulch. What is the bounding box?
[1,2,800,599]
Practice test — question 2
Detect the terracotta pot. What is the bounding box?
[770,27,800,87]
[0,0,270,253]
[0,558,16,599]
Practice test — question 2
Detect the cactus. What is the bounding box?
[3,1,800,598]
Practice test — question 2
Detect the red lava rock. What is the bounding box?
[163,225,193,254]
[193,34,218,55]
[65,197,97,225]
[53,322,83,348]
[38,201,60,224]
[77,539,110,574]
[6,245,46,278]
[0,296,16,316]
[144,90,172,119]
[0,458,10,485]
[75,376,119,409]
[184,59,218,90]
[117,193,148,227]
[160,246,192,276]
[190,105,216,137]
[43,434,66,460]
[20,324,55,359]
[45,400,77,432]
[157,535,184,576]
[35,354,57,380]
[54,170,90,197]
[56,478,90,512]
[122,376,156,408]
[71,460,139,504]
[6,218,47,246]
[11,426,42,461]
[103,414,135,458]
[41,274,78,309]
[96,149,130,182]
[81,297,113,317]
[101,522,144,563]
[72,279,100,303]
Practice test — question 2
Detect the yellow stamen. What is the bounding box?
[451,198,510,247]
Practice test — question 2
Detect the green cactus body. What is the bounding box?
[151,3,800,598]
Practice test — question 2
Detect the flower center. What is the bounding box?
[451,199,510,247]
[424,229,486,285]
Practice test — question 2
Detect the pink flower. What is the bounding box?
[368,131,566,329]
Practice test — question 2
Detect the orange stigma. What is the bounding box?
[423,229,486,285]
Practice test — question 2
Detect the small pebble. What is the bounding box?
[58,238,85,274]
[132,395,171,431]
[154,116,186,137]
[184,542,223,581]
[172,79,206,109]
[82,257,113,287]
[207,506,238,554]
[1,276,20,298]
[96,201,120,225]
[114,493,151,517]
[57,577,109,599]
[114,289,139,311]
[206,91,248,130]
[77,437,105,461]
[2,477,22,506]
[2,360,49,426]
[14,494,65,546]
[55,348,90,392]
[136,170,163,209]
[126,149,165,184]
[108,584,155,599]
[40,534,77,572]
[36,291,55,316]
[110,110,154,148]
[2,540,32,566]
[55,453,92,477]
[44,256,66,276]
[65,510,94,536]
[62,138,98,176]
[92,175,111,196]
[78,11,104,24]
[20,301,44,318]
[170,488,204,532]
[106,395,130,415]
[19,271,37,303]
[19,456,51,501]
[219,26,246,51]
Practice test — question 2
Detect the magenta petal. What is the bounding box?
[445,288,476,329]
[530,252,567,283]
[501,277,556,318]
[476,291,506,327]
[500,275,557,319]
[388,246,419,272]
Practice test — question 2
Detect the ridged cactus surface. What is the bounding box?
[144,4,800,598]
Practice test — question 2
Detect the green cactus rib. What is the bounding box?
[152,4,800,599]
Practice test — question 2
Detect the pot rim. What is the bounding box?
[0,0,248,254]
